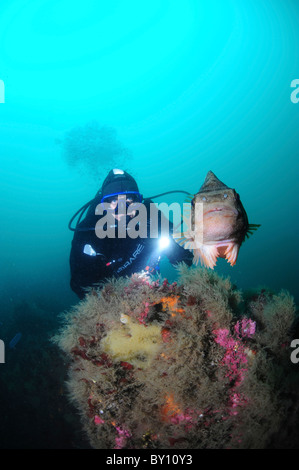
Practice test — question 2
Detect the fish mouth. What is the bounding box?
[204,207,238,217]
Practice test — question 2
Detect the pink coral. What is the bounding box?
[213,318,256,419]
[234,319,256,338]
[94,415,105,425]
[114,425,132,449]
[138,301,150,324]
[213,327,248,385]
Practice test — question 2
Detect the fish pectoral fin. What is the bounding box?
[224,243,239,266]
[245,223,261,239]
[184,194,194,203]
[173,233,185,242]
[194,244,219,269]
[182,214,192,227]
[174,236,187,246]
[173,232,194,249]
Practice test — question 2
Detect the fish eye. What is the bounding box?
[202,196,207,202]
[223,193,228,199]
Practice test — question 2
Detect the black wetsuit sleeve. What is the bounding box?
[69,206,108,299]
[70,237,107,299]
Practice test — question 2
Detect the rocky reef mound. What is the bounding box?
[54,265,298,449]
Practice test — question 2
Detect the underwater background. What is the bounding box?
[0,0,298,449]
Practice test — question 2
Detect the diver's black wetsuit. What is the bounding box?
[70,197,193,299]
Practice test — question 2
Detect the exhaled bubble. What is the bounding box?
[59,120,131,179]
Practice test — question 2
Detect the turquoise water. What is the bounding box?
[0,0,298,448]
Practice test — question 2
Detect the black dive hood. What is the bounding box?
[101,169,140,199]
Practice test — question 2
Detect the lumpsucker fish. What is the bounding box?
[174,171,260,269]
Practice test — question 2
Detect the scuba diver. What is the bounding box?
[69,169,193,299]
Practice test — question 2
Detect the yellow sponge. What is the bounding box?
[101,318,162,369]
